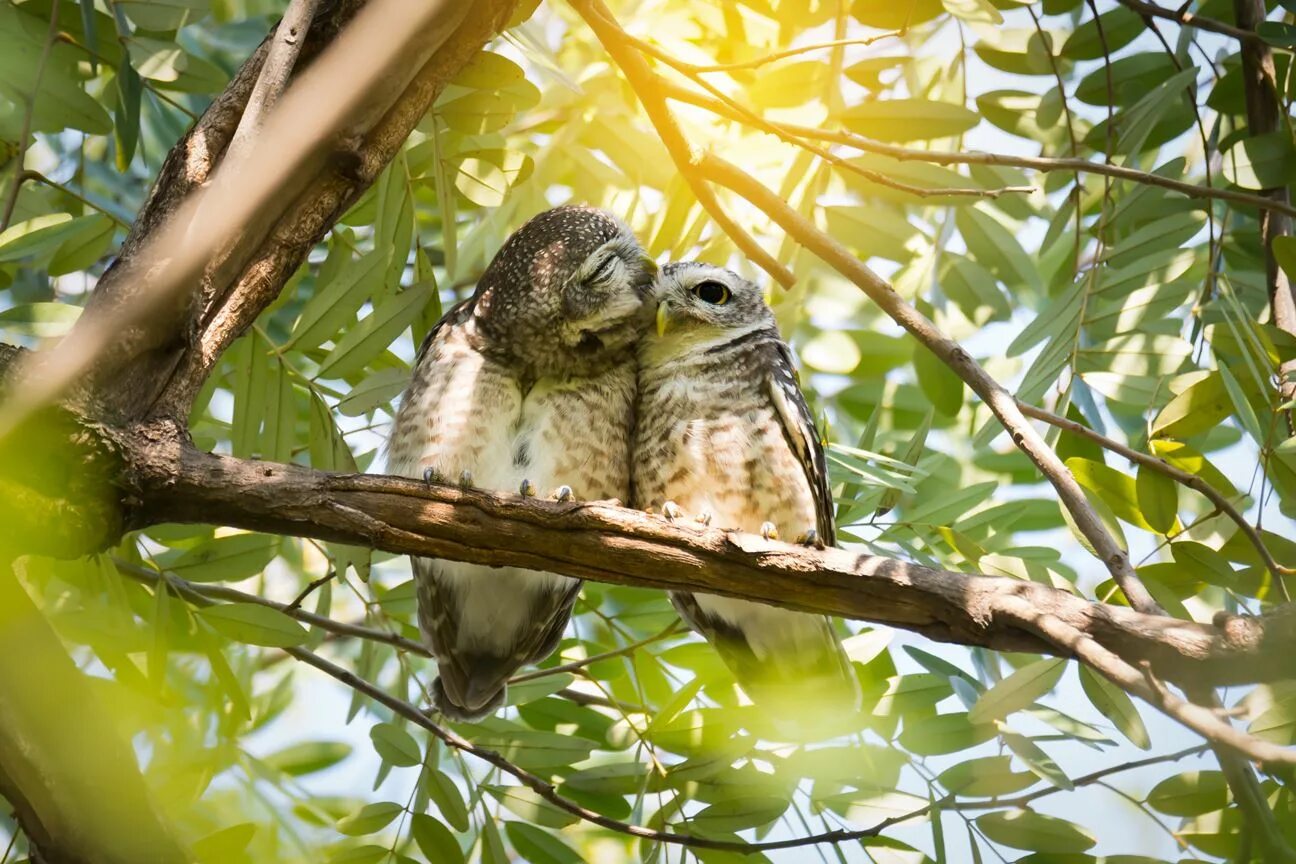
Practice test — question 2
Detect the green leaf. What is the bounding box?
[424,769,469,831]
[484,785,578,828]
[192,824,255,863]
[410,814,465,864]
[1000,732,1073,790]
[913,346,965,416]
[318,282,434,380]
[691,796,789,833]
[504,823,583,864]
[1066,457,1158,532]
[336,801,403,836]
[898,712,997,755]
[956,205,1042,292]
[463,729,596,770]
[0,302,83,338]
[1060,5,1143,60]
[289,252,386,351]
[748,60,830,108]
[1146,771,1229,816]
[841,99,980,142]
[976,809,1096,852]
[1078,666,1149,749]
[197,603,308,648]
[936,756,1039,797]
[1135,464,1178,535]
[168,533,279,583]
[1152,372,1231,438]
[264,741,352,776]
[1223,132,1296,190]
[370,722,421,767]
[968,658,1066,724]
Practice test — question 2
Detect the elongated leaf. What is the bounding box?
[198,603,308,648]
[968,658,1066,724]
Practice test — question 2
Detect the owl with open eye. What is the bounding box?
[386,205,657,721]
[632,262,860,725]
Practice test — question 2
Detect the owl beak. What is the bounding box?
[655,300,671,337]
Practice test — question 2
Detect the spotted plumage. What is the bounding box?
[387,206,655,721]
[633,262,860,722]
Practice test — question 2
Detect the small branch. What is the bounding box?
[287,569,335,611]
[225,0,322,165]
[509,623,681,683]
[659,80,1296,220]
[685,33,901,73]
[1115,0,1263,44]
[571,0,794,287]
[623,31,1032,200]
[1018,401,1293,579]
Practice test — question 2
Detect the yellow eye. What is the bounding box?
[690,280,731,305]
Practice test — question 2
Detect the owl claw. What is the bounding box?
[458,469,474,489]
[695,510,713,527]
[520,479,537,498]
[553,485,575,502]
[661,500,684,521]
[796,528,824,549]
[760,521,779,541]
[423,466,446,486]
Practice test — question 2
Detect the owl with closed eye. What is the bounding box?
[386,205,657,721]
[632,262,860,728]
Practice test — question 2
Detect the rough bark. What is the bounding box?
[115,421,1296,690]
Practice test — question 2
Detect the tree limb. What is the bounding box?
[109,426,1296,691]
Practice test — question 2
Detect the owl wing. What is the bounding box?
[763,339,836,546]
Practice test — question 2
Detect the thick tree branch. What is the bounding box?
[1116,0,1261,44]
[112,428,1296,691]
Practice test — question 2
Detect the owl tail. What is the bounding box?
[431,654,515,722]
[670,592,861,737]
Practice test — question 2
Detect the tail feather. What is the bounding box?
[432,654,516,722]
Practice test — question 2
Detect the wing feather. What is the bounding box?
[763,340,836,546]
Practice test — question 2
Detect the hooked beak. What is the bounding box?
[655,300,671,338]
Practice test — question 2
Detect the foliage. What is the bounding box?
[1,0,1295,860]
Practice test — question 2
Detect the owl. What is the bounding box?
[387,206,656,721]
[633,262,861,723]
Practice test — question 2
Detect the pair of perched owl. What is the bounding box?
[386,206,860,725]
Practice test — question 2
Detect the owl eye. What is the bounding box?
[690,280,731,305]
[587,254,618,283]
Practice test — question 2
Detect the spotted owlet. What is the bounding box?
[386,206,656,721]
[633,262,860,720]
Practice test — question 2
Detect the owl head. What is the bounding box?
[645,262,775,358]
[471,205,657,377]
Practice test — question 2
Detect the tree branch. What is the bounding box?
[111,428,1296,691]
[1116,0,1262,44]
[659,79,1296,220]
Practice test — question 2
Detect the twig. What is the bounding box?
[685,33,901,73]
[509,623,682,683]
[570,0,794,287]
[286,569,336,611]
[624,31,1033,200]
[1115,0,1262,44]
[1018,401,1293,579]
[225,0,322,165]
[0,1,59,235]
[659,80,1296,220]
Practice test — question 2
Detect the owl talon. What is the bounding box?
[423,466,446,486]
[661,500,684,521]
[760,521,779,541]
[458,470,474,489]
[553,485,575,502]
[695,511,713,527]
[795,528,824,549]
[520,479,537,498]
